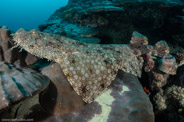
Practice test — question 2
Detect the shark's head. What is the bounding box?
[13,29,42,46]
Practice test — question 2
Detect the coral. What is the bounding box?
[130,31,148,47]
[154,92,167,110]
[153,85,184,111]
[149,71,169,91]
[0,61,50,112]
[157,54,177,75]
[43,0,184,46]
[80,5,124,13]
[13,29,144,103]
[175,52,184,66]
[154,40,170,57]
[144,53,155,72]
[166,85,184,108]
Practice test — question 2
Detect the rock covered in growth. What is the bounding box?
[13,29,144,103]
[68,0,184,6]
[166,85,184,108]
[154,40,170,57]
[153,92,167,110]
[154,85,184,111]
[144,53,155,72]
[175,52,184,67]
[149,71,169,91]
[79,4,124,14]
[0,27,38,66]
[41,21,101,44]
[27,71,154,122]
[41,63,85,115]
[130,31,148,47]
[0,61,50,112]
[157,54,177,75]
[0,26,19,64]
[25,53,39,65]
[43,0,184,45]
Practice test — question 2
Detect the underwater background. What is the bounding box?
[0,0,68,31]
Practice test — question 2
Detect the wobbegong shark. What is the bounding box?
[13,29,143,103]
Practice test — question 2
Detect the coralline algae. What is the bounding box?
[13,29,143,103]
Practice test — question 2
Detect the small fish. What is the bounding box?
[143,87,150,95]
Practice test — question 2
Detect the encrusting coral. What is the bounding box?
[13,29,144,103]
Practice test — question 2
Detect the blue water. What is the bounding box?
[0,0,68,32]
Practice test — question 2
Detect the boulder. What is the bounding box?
[28,71,154,122]
[40,63,85,115]
[0,61,50,112]
[25,53,38,65]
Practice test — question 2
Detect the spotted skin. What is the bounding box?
[13,29,143,103]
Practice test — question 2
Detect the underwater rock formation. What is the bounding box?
[41,63,85,114]
[24,71,154,122]
[13,29,144,103]
[0,27,39,66]
[153,85,184,114]
[0,61,50,112]
[40,0,184,45]
[0,26,19,64]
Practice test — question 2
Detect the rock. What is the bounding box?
[153,85,184,113]
[25,53,38,65]
[18,50,27,67]
[144,53,155,72]
[157,54,177,75]
[130,31,148,47]
[153,91,167,111]
[0,94,40,119]
[42,0,184,46]
[1,40,12,52]
[0,27,18,64]
[0,27,40,67]
[0,61,50,112]
[80,5,124,14]
[175,52,184,67]
[30,71,154,122]
[38,20,60,31]
[40,63,85,115]
[0,26,11,41]
[3,48,19,64]
[165,85,184,108]
[149,71,169,91]
[154,40,170,57]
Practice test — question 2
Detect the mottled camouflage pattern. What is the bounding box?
[13,29,143,103]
